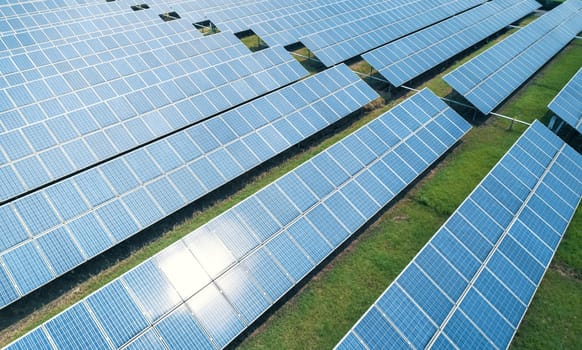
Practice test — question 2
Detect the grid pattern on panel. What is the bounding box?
[363,0,540,87]
[299,0,485,67]
[0,33,308,201]
[0,2,201,56]
[548,68,582,133]
[157,0,277,20]
[170,0,313,34]
[444,0,582,114]
[0,64,378,310]
[0,0,115,25]
[245,0,408,48]
[5,88,471,349]
[336,120,582,350]
[211,0,339,35]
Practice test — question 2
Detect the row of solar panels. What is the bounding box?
[0,64,378,309]
[4,88,472,350]
[445,0,582,114]
[548,68,582,134]
[0,36,308,202]
[336,120,582,350]
[363,0,541,87]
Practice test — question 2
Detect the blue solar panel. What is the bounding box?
[548,68,582,133]
[337,120,582,350]
[363,0,540,87]
[0,35,307,201]
[0,64,378,309]
[444,0,582,114]
[301,0,485,66]
[6,88,471,349]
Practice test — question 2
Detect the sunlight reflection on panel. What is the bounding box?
[215,264,271,323]
[186,284,245,348]
[184,226,236,278]
[154,241,210,300]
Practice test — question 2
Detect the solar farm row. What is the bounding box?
[4,89,471,349]
[444,0,582,114]
[0,64,378,309]
[336,121,582,350]
[548,68,582,134]
[363,0,540,87]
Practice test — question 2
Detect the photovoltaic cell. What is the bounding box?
[6,88,471,349]
[336,121,582,350]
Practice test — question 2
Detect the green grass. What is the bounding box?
[291,46,327,74]
[511,270,582,349]
[413,126,522,216]
[554,205,582,275]
[239,34,269,52]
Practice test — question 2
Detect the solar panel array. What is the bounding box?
[0,33,307,202]
[301,0,485,67]
[0,64,378,310]
[548,68,582,134]
[363,0,540,87]
[5,89,471,350]
[444,0,582,114]
[336,121,582,350]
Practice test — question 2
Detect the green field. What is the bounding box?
[1,18,581,350]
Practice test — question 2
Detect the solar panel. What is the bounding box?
[336,120,582,350]
[0,64,378,309]
[444,0,582,114]
[5,88,471,349]
[0,33,308,202]
[300,0,485,67]
[363,0,540,87]
[548,68,582,133]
